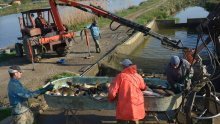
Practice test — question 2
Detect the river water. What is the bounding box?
[174,6,209,23]
[0,0,147,49]
[130,6,210,73]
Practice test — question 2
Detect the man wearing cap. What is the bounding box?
[165,56,193,94]
[108,59,147,124]
[85,19,101,53]
[7,65,54,124]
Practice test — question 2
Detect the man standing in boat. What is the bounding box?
[165,55,193,94]
[108,59,147,124]
[7,65,54,124]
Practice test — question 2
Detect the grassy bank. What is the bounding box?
[67,0,162,31]
[67,0,201,31]
[0,52,16,63]
[0,2,49,16]
[0,108,11,121]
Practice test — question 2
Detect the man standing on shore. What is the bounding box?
[7,65,54,124]
[85,19,101,53]
[108,59,147,124]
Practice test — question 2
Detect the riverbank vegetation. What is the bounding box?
[0,52,16,63]
[0,1,48,16]
[65,0,219,31]
[0,108,11,121]
[66,0,165,31]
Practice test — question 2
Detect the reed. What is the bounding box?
[0,2,48,16]
[60,0,108,30]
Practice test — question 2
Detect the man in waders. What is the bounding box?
[108,59,147,124]
[86,20,101,53]
[7,65,54,124]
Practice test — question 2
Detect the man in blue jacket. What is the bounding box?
[86,20,101,53]
[7,65,54,124]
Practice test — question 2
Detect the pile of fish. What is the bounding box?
[47,81,175,100]
[143,84,175,97]
[47,81,110,100]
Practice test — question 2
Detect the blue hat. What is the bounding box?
[120,59,133,67]
[170,56,180,66]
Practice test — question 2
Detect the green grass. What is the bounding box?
[0,108,11,121]
[46,72,77,82]
[67,0,161,31]
[0,2,49,16]
[136,9,170,25]
[116,0,160,17]
[0,52,16,62]
[135,0,193,25]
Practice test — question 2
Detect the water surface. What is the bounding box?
[174,6,209,23]
[131,28,212,73]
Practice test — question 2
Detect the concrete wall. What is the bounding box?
[82,20,157,76]
[156,18,205,28]
[115,21,156,55]
[82,18,206,76]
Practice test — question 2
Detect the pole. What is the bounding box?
[84,29,93,59]
[27,40,35,71]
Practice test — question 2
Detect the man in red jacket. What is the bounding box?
[108,59,147,124]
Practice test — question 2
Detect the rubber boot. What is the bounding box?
[96,47,101,53]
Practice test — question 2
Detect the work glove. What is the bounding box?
[39,84,54,94]
[44,84,54,91]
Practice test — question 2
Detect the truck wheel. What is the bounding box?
[56,46,68,56]
[34,55,41,63]
[15,43,23,57]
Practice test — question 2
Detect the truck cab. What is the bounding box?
[17,8,74,62]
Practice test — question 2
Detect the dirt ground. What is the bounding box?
[0,28,130,102]
[0,0,167,106]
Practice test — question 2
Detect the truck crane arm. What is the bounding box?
[50,0,185,50]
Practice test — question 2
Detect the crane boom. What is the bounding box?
[49,0,184,49]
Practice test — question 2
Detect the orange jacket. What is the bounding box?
[108,65,147,120]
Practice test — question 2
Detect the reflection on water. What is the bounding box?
[0,14,21,48]
[174,6,209,23]
[131,28,212,73]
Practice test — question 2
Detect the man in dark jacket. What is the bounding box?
[35,12,52,35]
[8,65,54,124]
[166,56,193,93]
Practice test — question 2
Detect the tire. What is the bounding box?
[15,43,23,57]
[56,46,69,56]
[34,55,41,63]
